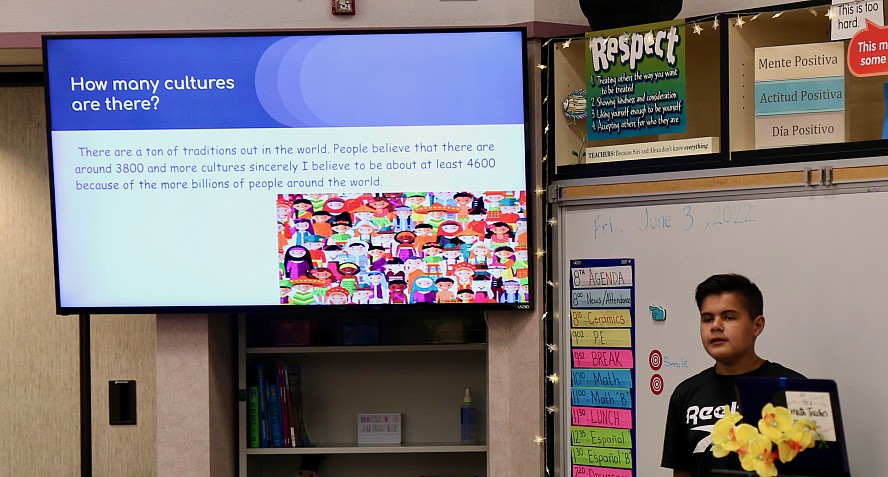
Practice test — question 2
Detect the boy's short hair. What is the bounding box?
[694,273,763,318]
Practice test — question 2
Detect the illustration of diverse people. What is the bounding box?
[277,191,529,305]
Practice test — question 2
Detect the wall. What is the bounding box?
[487,40,546,477]
[0,86,81,476]
[0,0,794,47]
[0,0,790,36]
[0,0,584,38]
[0,1,563,475]
[156,315,234,477]
[0,1,791,67]
[681,0,783,19]
[92,314,158,476]
[0,86,160,475]
[0,44,544,477]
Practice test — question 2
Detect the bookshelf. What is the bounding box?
[238,312,489,477]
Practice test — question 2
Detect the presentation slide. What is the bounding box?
[44,31,530,310]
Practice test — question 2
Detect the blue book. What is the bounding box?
[256,364,269,448]
[267,383,284,447]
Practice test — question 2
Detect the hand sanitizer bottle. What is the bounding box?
[460,387,477,445]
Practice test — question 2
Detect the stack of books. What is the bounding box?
[248,363,312,448]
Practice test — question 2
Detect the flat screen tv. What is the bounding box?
[43,28,532,314]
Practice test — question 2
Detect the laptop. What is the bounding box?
[716,377,851,477]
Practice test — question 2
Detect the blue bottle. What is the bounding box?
[460,387,477,445]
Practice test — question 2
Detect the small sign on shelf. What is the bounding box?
[332,0,356,15]
[357,413,401,445]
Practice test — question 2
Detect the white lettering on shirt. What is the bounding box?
[685,401,738,425]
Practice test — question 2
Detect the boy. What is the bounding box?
[434,276,456,303]
[661,273,804,477]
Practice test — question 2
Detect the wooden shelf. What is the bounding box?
[247,343,486,354]
[247,443,488,455]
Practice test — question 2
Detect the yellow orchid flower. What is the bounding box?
[758,404,793,441]
[712,406,747,457]
[710,402,820,475]
[776,434,803,463]
[722,405,744,425]
[713,420,759,458]
[777,420,817,463]
[735,424,760,453]
[740,434,779,477]
[796,418,818,431]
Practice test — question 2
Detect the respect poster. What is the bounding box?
[586,21,687,140]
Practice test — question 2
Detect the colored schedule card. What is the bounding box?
[571,406,633,429]
[570,426,633,448]
[570,309,633,328]
[571,328,632,348]
[573,349,634,369]
[571,446,633,469]
[570,265,634,289]
[572,369,633,388]
[573,465,634,477]
[571,387,633,408]
[570,288,632,308]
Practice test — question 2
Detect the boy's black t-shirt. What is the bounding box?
[661,361,805,477]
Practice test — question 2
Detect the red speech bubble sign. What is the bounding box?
[848,20,888,77]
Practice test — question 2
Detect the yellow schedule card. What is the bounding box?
[570,328,632,348]
[570,309,632,328]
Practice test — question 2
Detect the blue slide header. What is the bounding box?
[44,31,526,131]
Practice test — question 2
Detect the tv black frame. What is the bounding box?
[42,27,536,316]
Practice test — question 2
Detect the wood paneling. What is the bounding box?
[0,87,80,475]
[487,40,546,477]
[0,87,157,476]
[91,314,157,477]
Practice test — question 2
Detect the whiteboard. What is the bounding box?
[556,189,886,476]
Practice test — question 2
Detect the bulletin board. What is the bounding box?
[553,183,888,476]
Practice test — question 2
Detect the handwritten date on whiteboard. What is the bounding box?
[589,202,756,240]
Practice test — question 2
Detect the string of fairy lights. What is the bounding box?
[533,2,859,473]
[534,2,855,65]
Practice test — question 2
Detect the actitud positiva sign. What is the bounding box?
[754,42,846,148]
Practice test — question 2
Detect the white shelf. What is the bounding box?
[239,316,488,476]
[247,343,486,354]
[247,443,488,455]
